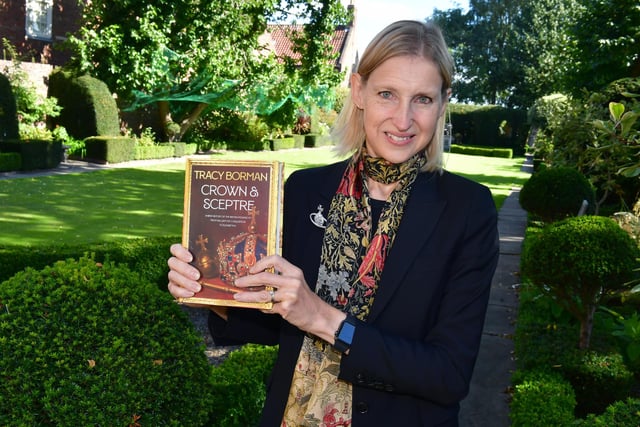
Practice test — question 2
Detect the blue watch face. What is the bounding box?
[339,320,356,344]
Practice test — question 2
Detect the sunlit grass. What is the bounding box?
[0,147,530,246]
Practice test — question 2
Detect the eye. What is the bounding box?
[416,95,432,105]
[379,91,393,100]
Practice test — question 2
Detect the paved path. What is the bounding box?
[0,158,183,180]
[459,158,532,426]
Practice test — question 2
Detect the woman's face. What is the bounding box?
[351,55,449,164]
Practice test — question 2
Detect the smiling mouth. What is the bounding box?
[386,132,413,143]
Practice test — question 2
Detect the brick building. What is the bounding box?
[0,0,83,65]
[1,1,358,99]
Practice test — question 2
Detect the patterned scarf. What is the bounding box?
[282,149,425,426]
[316,148,426,319]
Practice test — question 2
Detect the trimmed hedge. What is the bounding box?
[0,235,178,290]
[449,144,513,158]
[84,136,136,164]
[0,256,213,425]
[448,103,529,155]
[162,142,198,157]
[0,152,21,171]
[269,136,295,151]
[135,144,175,160]
[0,139,62,170]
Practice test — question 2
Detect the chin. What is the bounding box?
[382,147,423,164]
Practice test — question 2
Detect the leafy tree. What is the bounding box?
[259,0,350,135]
[563,0,640,98]
[64,0,349,141]
[433,0,639,108]
[65,0,277,141]
[1,38,60,127]
[433,0,531,108]
[520,0,579,102]
[550,79,640,212]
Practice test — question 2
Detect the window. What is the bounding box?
[25,0,53,40]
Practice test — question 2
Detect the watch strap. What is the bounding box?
[334,314,356,353]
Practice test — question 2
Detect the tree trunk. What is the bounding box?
[578,303,597,349]
[176,102,209,142]
[157,100,172,142]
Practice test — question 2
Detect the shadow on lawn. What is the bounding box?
[1,168,186,246]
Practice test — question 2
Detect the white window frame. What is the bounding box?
[25,0,54,41]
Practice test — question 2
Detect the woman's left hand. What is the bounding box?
[233,255,346,343]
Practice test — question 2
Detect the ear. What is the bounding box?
[439,88,452,117]
[350,73,364,109]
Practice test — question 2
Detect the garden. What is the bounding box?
[2,0,640,423]
[509,79,640,425]
[0,147,529,425]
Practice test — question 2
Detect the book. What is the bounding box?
[177,158,284,309]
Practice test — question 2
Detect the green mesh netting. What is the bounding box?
[124,47,336,115]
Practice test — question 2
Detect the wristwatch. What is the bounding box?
[334,314,357,353]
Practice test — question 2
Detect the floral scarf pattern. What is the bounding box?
[282,149,425,426]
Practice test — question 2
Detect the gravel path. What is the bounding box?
[181,305,240,365]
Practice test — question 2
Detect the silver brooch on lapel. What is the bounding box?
[310,204,327,229]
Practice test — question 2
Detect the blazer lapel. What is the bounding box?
[368,172,446,321]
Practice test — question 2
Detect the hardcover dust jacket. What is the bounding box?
[178,158,284,309]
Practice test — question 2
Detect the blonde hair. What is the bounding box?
[332,20,454,171]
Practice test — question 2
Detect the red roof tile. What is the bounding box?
[262,24,350,69]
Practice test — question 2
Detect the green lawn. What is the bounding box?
[0,147,530,246]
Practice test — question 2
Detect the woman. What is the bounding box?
[168,20,499,426]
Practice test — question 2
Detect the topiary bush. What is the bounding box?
[519,166,595,223]
[0,256,213,426]
[509,369,576,427]
[0,72,19,141]
[521,215,640,349]
[576,398,640,427]
[48,70,120,139]
[562,351,635,418]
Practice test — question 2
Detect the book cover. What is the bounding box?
[178,158,283,309]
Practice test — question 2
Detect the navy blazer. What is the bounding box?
[209,159,499,426]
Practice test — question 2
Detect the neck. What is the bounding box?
[367,178,397,201]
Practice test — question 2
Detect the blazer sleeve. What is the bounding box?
[337,176,499,406]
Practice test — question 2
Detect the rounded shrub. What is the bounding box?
[563,351,635,418]
[578,398,640,427]
[509,369,576,426]
[522,215,639,297]
[0,256,212,426]
[519,166,595,223]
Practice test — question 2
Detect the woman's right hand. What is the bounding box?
[167,244,229,319]
[167,243,202,299]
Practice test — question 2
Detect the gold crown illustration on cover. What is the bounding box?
[216,206,268,284]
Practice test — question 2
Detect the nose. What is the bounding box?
[392,100,413,131]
